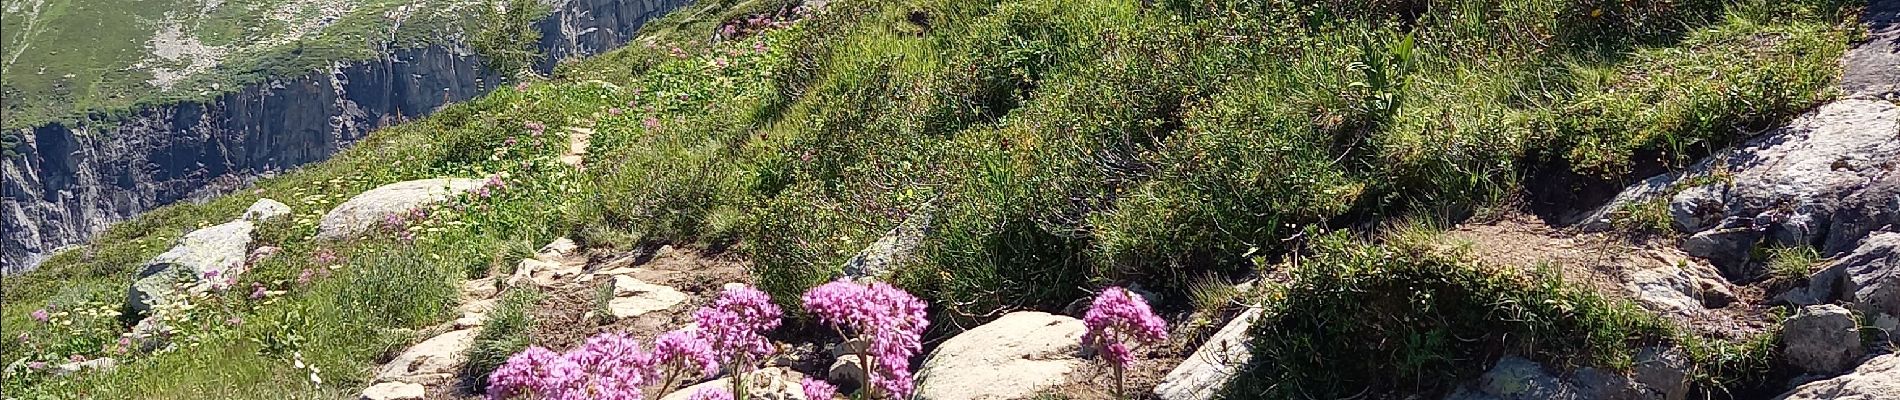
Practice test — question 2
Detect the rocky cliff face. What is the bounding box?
[0,0,694,273]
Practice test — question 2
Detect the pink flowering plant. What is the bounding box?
[694,284,783,399]
[801,280,929,399]
[1083,286,1168,399]
[488,333,652,400]
[647,329,717,398]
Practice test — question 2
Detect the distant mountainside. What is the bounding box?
[1,0,694,272]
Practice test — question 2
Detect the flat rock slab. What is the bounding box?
[375,329,477,384]
[1775,353,1900,400]
[915,311,1087,400]
[1154,307,1260,400]
[361,381,426,400]
[609,275,687,319]
[317,178,482,240]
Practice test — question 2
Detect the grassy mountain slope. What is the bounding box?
[0,0,487,132]
[0,0,1861,398]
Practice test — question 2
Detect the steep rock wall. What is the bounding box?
[0,0,694,273]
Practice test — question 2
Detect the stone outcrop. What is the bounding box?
[315,178,482,239]
[1,0,695,273]
[608,274,688,319]
[125,198,287,316]
[914,311,1087,400]
[840,204,933,281]
[1775,353,1900,400]
[1443,351,1692,400]
[374,329,479,384]
[1782,304,1866,374]
[1577,99,1899,275]
[1153,307,1261,400]
[1783,232,1900,327]
[1574,0,1900,276]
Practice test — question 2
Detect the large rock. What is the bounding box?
[315,178,482,240]
[609,275,688,319]
[1444,356,1572,400]
[914,311,1087,400]
[125,219,257,315]
[1623,254,1735,314]
[1774,353,1900,400]
[1153,307,1261,400]
[1786,233,1900,321]
[1632,348,1691,400]
[1444,351,1691,400]
[658,367,810,400]
[1782,304,1865,374]
[242,198,292,222]
[360,381,426,400]
[1836,0,1899,100]
[1576,99,1900,272]
[840,206,933,281]
[374,329,477,384]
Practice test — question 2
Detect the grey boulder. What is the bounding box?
[316,178,483,240]
[1782,304,1865,374]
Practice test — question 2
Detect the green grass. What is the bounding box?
[463,287,542,393]
[0,0,1864,396]
[1228,228,1676,398]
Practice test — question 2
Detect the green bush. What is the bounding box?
[464,288,543,392]
[1229,230,1673,398]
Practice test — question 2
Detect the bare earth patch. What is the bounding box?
[1445,212,1774,339]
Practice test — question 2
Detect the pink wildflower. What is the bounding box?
[801,377,839,400]
[649,328,718,391]
[26,361,45,370]
[1082,287,1168,367]
[688,387,732,400]
[314,248,339,265]
[643,117,661,130]
[515,82,531,91]
[801,280,929,398]
[693,284,782,394]
[488,347,583,400]
[68,354,85,363]
[250,283,267,300]
[568,333,651,399]
[297,269,316,285]
[30,309,48,323]
[609,107,624,116]
[1083,286,1169,398]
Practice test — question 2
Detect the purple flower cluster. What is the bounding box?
[801,280,929,399]
[687,387,732,400]
[489,347,582,400]
[1082,287,1168,368]
[30,308,49,323]
[488,333,654,400]
[801,377,838,400]
[648,329,717,396]
[694,285,782,371]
